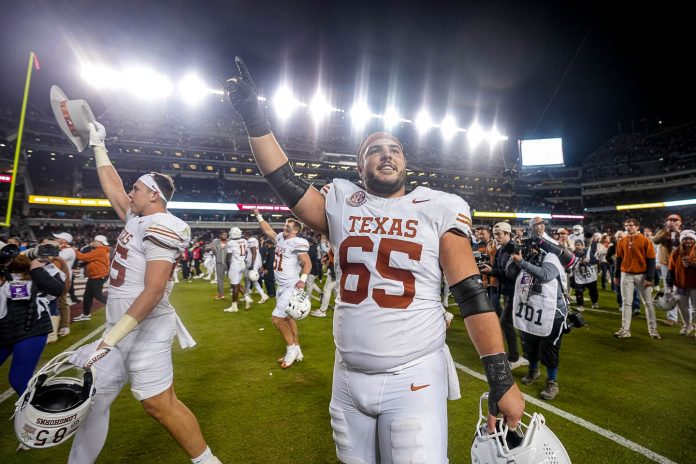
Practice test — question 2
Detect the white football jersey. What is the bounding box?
[274,233,309,287]
[225,238,248,263]
[109,210,191,318]
[245,236,261,268]
[321,179,472,373]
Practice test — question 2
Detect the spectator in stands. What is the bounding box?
[613,218,660,339]
[666,230,696,335]
[0,242,65,395]
[205,230,228,299]
[653,213,683,326]
[73,235,110,321]
[53,232,76,336]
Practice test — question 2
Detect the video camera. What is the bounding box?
[25,243,60,261]
[503,236,535,257]
[563,310,586,334]
[472,251,490,269]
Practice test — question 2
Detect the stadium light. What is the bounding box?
[415,110,434,133]
[486,127,507,146]
[350,101,372,129]
[272,86,300,120]
[467,123,484,149]
[309,92,334,123]
[382,107,401,129]
[81,64,120,89]
[178,74,209,104]
[440,115,459,140]
[123,67,173,99]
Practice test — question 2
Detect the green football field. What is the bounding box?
[1,279,694,463]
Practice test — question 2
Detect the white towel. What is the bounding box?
[443,344,461,401]
[174,313,196,349]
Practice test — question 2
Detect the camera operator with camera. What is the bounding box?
[479,222,528,370]
[0,241,66,395]
[506,217,570,401]
[571,240,599,311]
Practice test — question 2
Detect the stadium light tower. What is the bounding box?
[81,64,120,89]
[467,122,485,149]
[272,85,300,120]
[123,67,173,99]
[179,73,209,104]
[440,115,459,140]
[309,92,333,123]
[415,110,434,134]
[382,107,401,130]
[350,101,372,129]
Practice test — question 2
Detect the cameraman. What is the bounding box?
[480,222,527,370]
[506,216,568,401]
[0,241,65,395]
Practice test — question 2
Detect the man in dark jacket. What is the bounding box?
[260,239,276,298]
[480,222,527,370]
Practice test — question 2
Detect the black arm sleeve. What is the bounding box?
[646,258,656,280]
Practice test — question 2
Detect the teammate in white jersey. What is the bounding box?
[68,121,221,464]
[226,58,523,463]
[243,231,269,304]
[254,210,311,368]
[224,227,248,312]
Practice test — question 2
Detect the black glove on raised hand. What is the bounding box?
[223,57,271,137]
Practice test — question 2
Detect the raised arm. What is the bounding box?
[225,58,328,234]
[253,208,277,241]
[90,122,130,221]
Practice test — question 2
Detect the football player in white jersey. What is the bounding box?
[68,121,221,464]
[227,59,523,463]
[253,210,311,368]
[224,227,248,312]
[243,231,269,304]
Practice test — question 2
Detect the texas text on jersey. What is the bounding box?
[321,179,472,373]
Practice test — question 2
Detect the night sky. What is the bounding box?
[1,0,694,165]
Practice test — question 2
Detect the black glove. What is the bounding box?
[223,57,271,137]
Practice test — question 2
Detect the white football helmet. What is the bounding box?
[471,394,571,464]
[229,227,242,239]
[247,268,260,282]
[14,352,96,449]
[286,288,312,320]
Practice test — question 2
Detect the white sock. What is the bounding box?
[192,446,211,464]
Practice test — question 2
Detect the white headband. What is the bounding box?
[138,174,167,202]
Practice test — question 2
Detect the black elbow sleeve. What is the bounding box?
[264,162,311,209]
[450,275,494,319]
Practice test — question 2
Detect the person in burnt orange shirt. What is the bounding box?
[73,234,110,321]
[613,219,660,339]
[666,230,696,335]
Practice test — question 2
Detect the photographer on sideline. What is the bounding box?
[0,241,65,395]
[480,222,528,370]
[506,217,569,401]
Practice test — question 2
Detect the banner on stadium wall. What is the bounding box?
[28,195,290,212]
[473,211,584,220]
[0,174,11,183]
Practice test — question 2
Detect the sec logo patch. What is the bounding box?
[346,191,367,207]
